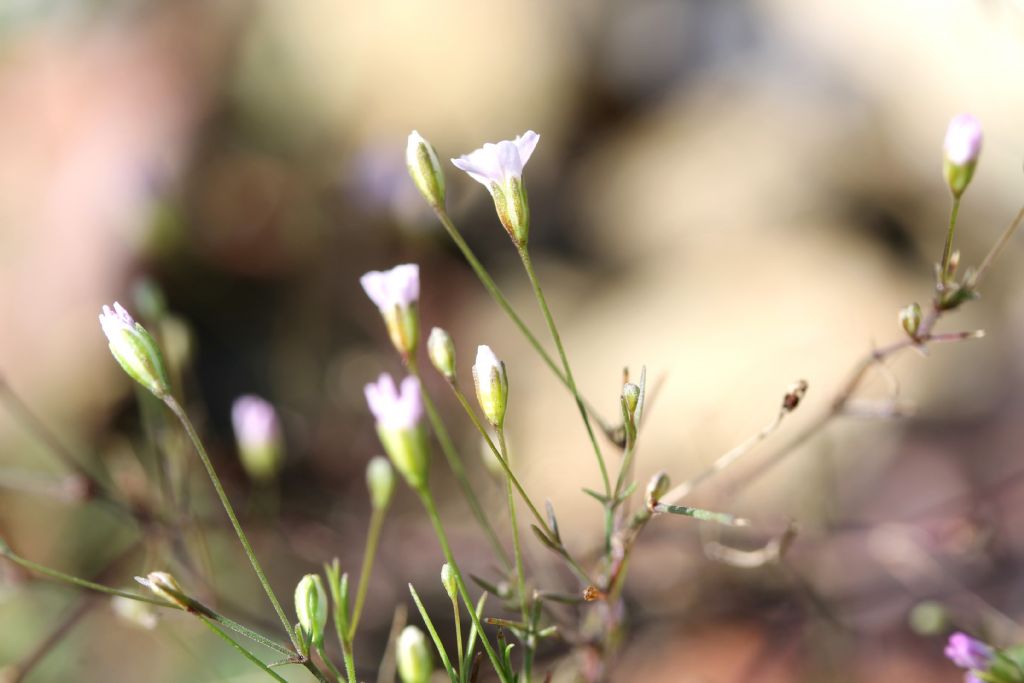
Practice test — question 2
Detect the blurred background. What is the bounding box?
[1,0,1024,681]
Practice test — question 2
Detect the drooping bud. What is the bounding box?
[899,302,922,340]
[364,374,429,491]
[440,563,457,601]
[359,264,420,359]
[136,571,189,609]
[943,114,983,199]
[472,345,508,429]
[406,131,446,208]
[294,573,328,647]
[231,395,284,483]
[99,302,171,398]
[451,131,539,247]
[366,455,395,510]
[645,471,670,512]
[427,327,457,382]
[396,625,432,683]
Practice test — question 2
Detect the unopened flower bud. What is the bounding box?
[472,345,508,428]
[360,264,420,359]
[452,131,539,247]
[899,302,922,340]
[440,563,457,601]
[645,471,670,511]
[364,374,429,490]
[406,131,446,208]
[427,327,456,381]
[397,625,432,683]
[943,114,983,199]
[99,302,171,398]
[137,571,188,609]
[366,456,395,510]
[622,383,640,420]
[294,573,328,647]
[231,395,284,483]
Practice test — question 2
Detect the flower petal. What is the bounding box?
[514,131,540,166]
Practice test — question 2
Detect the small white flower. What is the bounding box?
[452,132,539,246]
[451,131,540,190]
[944,114,983,165]
[99,301,136,340]
[364,373,423,430]
[360,264,420,312]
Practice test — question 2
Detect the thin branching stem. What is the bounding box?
[417,488,513,683]
[198,616,290,683]
[163,396,300,652]
[497,426,531,681]
[430,206,614,439]
[517,247,610,497]
[348,505,386,640]
[940,196,962,280]
[408,361,511,569]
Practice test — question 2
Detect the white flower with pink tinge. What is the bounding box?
[359,264,420,313]
[451,131,540,191]
[98,301,136,340]
[364,373,423,430]
[231,395,280,451]
[944,114,982,166]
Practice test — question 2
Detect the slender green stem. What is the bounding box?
[446,387,593,585]
[940,196,962,283]
[453,595,464,683]
[340,644,357,683]
[517,247,610,496]
[417,488,513,683]
[972,205,1024,287]
[409,583,460,683]
[0,542,173,608]
[198,616,290,683]
[348,506,386,640]
[163,396,300,651]
[497,427,530,683]
[497,429,528,623]
[316,643,347,683]
[409,362,511,570]
[430,207,613,438]
[449,384,594,586]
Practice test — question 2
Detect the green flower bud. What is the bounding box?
[294,573,328,647]
[406,131,446,209]
[440,563,457,601]
[622,382,640,419]
[366,455,395,510]
[645,471,670,512]
[899,302,922,340]
[427,327,457,382]
[472,345,508,429]
[99,302,171,398]
[397,625,432,683]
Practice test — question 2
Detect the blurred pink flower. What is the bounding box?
[364,373,422,430]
